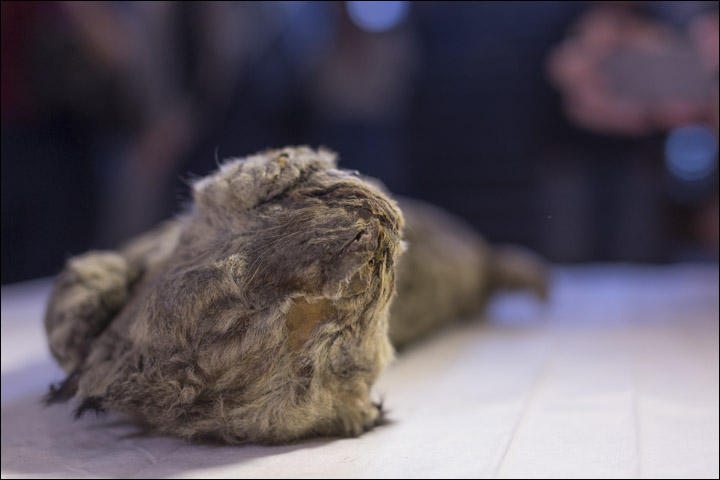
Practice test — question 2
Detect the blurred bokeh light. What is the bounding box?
[346,1,410,32]
[665,124,718,182]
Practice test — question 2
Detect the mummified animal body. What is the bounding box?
[44,146,546,444]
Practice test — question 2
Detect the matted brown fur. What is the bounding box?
[44,146,546,445]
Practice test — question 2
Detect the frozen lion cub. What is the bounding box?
[45,146,545,444]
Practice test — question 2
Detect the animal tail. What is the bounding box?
[486,245,549,301]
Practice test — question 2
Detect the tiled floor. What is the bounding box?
[2,265,718,478]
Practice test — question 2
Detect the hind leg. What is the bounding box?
[45,251,133,373]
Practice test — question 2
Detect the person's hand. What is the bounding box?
[548,7,718,136]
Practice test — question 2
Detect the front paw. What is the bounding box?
[344,400,386,437]
[45,251,131,372]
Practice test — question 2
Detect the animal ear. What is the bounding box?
[193,146,337,214]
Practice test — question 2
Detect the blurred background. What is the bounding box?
[1,0,718,285]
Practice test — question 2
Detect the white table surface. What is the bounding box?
[2,265,718,479]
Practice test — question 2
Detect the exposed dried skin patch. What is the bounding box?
[285,297,337,351]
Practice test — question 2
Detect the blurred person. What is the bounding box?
[301,1,418,195]
[1,1,140,284]
[405,1,585,255]
[547,1,719,260]
[58,1,254,244]
[177,1,418,196]
[1,1,282,283]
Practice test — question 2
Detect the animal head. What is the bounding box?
[106,146,405,443]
